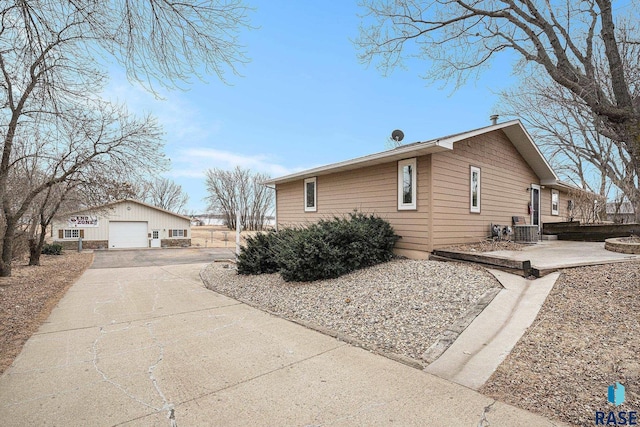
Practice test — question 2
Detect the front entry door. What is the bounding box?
[530,184,541,228]
[150,230,161,248]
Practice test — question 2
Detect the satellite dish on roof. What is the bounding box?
[391,129,404,142]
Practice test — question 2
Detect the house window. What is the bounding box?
[64,229,80,239]
[169,229,186,237]
[551,190,559,216]
[398,158,417,210]
[304,177,317,212]
[470,166,481,213]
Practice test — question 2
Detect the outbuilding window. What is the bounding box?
[551,190,559,216]
[470,166,481,213]
[59,229,84,239]
[304,177,317,212]
[169,229,187,237]
[398,158,417,210]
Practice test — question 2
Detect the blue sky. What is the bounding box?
[105,1,519,213]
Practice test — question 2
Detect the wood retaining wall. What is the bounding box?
[542,221,640,242]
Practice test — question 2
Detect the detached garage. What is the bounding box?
[52,199,191,250]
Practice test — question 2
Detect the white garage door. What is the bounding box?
[109,221,148,249]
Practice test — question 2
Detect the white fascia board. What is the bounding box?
[501,123,558,182]
[264,140,452,185]
[264,119,557,186]
[542,179,595,195]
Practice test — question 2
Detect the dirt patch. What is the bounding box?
[0,251,94,374]
[443,239,526,253]
[481,262,640,426]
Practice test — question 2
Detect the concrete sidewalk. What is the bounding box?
[426,270,559,390]
[424,240,640,390]
[0,262,564,426]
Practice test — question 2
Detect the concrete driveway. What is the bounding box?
[90,247,236,269]
[0,255,563,426]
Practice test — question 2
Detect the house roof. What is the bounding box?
[62,199,191,221]
[264,120,567,188]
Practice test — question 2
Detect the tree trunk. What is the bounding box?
[0,218,15,277]
[28,238,40,266]
[29,223,49,266]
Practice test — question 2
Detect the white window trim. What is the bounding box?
[304,177,317,212]
[470,166,481,213]
[64,229,80,239]
[551,189,559,216]
[398,158,417,210]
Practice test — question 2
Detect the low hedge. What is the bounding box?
[236,230,280,275]
[42,243,64,255]
[237,212,399,282]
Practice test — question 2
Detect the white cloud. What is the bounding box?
[102,68,308,212]
[103,68,222,145]
[169,147,298,179]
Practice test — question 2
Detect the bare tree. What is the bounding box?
[5,1,252,93]
[26,181,80,266]
[566,188,607,224]
[137,177,189,214]
[0,1,252,276]
[497,70,640,220]
[0,100,164,276]
[205,167,273,231]
[356,0,640,183]
[82,179,139,205]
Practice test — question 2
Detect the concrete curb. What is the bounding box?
[422,285,502,363]
[425,270,560,390]
[199,264,426,371]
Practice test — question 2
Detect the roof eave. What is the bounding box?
[264,119,560,187]
[540,179,596,195]
[264,140,452,185]
[500,124,558,183]
[60,198,191,221]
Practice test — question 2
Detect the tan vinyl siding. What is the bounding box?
[276,156,431,252]
[540,187,570,224]
[431,130,539,248]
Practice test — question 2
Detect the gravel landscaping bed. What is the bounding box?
[202,259,501,363]
[481,261,640,427]
[443,240,526,252]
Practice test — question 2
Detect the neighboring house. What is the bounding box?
[265,119,577,259]
[606,201,635,224]
[52,199,191,250]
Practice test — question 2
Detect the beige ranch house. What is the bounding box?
[52,199,191,250]
[266,120,576,259]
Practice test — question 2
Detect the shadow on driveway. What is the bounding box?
[89,247,236,269]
